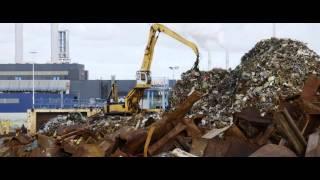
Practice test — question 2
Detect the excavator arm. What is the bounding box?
[106,23,200,114]
[140,23,200,72]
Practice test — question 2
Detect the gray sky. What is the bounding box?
[0,23,319,80]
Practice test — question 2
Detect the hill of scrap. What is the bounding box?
[170,38,320,129]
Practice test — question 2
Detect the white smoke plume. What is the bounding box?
[164,23,226,51]
[162,23,228,70]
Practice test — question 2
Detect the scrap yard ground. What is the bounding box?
[1,36,320,157]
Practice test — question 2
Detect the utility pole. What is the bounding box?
[60,91,64,108]
[32,63,35,109]
[169,66,179,81]
[30,51,38,109]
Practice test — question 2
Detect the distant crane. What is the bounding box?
[169,66,179,80]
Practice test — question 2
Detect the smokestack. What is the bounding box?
[225,49,229,70]
[58,30,70,63]
[208,51,211,71]
[51,23,59,63]
[15,23,23,64]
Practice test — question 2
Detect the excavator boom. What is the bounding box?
[105,23,200,114]
[140,23,200,71]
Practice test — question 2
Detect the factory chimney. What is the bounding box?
[225,49,229,70]
[58,30,70,63]
[15,23,23,64]
[51,23,59,63]
[208,51,211,71]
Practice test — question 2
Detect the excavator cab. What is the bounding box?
[136,71,152,88]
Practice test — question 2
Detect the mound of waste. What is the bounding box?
[170,38,320,128]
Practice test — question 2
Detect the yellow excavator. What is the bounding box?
[104,23,200,115]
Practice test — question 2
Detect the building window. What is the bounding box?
[0,98,20,104]
[15,77,22,80]
[53,76,60,80]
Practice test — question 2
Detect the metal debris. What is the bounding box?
[305,131,320,157]
[171,38,320,131]
[249,144,297,157]
[2,38,320,157]
[170,148,197,157]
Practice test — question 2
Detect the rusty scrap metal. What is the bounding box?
[119,127,136,140]
[306,146,320,157]
[294,101,320,136]
[57,128,88,141]
[249,144,297,157]
[12,134,33,145]
[56,124,96,141]
[72,144,105,157]
[26,90,202,157]
[202,125,231,139]
[254,124,276,146]
[278,138,287,146]
[144,126,155,157]
[175,135,191,152]
[119,91,202,155]
[182,115,204,138]
[37,134,58,149]
[234,107,273,124]
[190,137,208,156]
[223,124,248,141]
[121,128,148,155]
[300,75,320,102]
[29,148,46,157]
[62,141,78,155]
[56,124,88,136]
[234,108,273,138]
[273,109,307,155]
[171,148,197,157]
[0,146,10,157]
[305,131,320,157]
[111,148,129,157]
[150,91,202,140]
[30,147,61,157]
[98,139,117,156]
[283,108,307,145]
[203,135,259,157]
[148,122,187,155]
[298,99,320,114]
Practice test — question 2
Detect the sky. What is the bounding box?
[0,23,319,80]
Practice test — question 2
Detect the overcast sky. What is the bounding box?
[0,23,319,80]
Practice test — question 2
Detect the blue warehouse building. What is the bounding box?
[0,63,90,113]
[0,63,176,115]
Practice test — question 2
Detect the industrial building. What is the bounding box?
[0,63,175,110]
[0,23,174,128]
[0,63,88,80]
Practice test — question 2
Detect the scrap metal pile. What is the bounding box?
[0,91,205,157]
[171,38,320,127]
[171,68,235,129]
[38,112,160,136]
[232,38,320,114]
[1,38,320,157]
